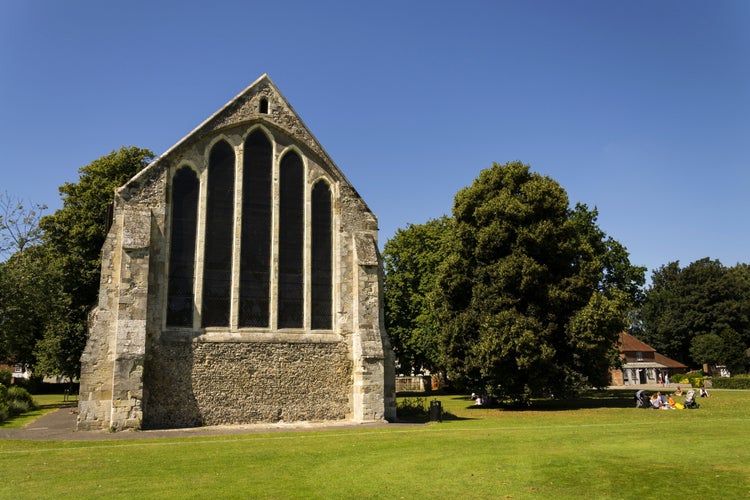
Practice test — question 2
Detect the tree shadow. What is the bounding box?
[395,395,476,423]
[527,390,638,411]
[394,412,475,424]
[462,390,639,412]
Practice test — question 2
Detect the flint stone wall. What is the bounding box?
[144,340,351,428]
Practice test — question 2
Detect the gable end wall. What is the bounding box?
[77,77,395,431]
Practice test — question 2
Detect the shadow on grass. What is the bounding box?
[33,400,77,411]
[395,395,476,423]
[461,389,639,412]
[395,411,475,424]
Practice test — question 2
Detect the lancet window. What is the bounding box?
[277,151,304,329]
[166,167,199,327]
[202,140,236,327]
[239,130,273,328]
[165,130,334,332]
[311,181,332,329]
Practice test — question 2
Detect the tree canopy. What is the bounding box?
[433,161,644,402]
[639,258,750,372]
[40,146,154,312]
[0,244,66,367]
[384,217,450,375]
[0,146,153,379]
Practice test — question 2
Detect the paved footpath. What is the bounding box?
[0,405,401,441]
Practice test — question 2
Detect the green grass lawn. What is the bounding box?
[0,393,77,429]
[1,390,748,499]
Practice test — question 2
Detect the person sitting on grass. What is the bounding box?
[650,393,663,409]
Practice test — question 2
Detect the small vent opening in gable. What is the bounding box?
[259,97,269,114]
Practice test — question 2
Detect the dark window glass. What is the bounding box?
[202,140,235,327]
[167,167,199,327]
[278,151,304,328]
[311,181,332,329]
[239,131,272,327]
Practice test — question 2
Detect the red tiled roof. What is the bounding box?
[654,351,688,369]
[618,332,655,353]
[616,332,688,368]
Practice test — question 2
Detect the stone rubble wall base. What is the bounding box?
[142,341,352,429]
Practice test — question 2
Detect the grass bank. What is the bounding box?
[0,390,748,499]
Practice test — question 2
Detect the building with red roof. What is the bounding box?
[609,332,688,386]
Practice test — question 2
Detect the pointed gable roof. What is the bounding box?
[616,332,689,369]
[173,74,337,167]
[618,332,656,353]
[119,74,367,210]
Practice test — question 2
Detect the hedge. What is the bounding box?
[711,375,750,389]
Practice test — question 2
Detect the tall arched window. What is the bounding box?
[239,130,272,327]
[311,181,332,329]
[166,167,199,327]
[202,140,235,327]
[278,151,304,328]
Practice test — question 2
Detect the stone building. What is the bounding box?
[77,75,396,431]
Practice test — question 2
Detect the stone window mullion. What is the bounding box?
[230,142,243,330]
[193,163,208,330]
[269,142,280,331]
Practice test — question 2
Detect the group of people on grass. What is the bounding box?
[650,385,710,410]
[650,391,681,409]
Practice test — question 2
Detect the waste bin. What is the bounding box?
[429,399,442,422]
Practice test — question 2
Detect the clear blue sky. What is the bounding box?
[2,1,749,279]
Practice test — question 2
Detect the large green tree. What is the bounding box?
[0,194,51,365]
[639,258,750,368]
[0,244,66,367]
[435,161,644,403]
[40,147,154,310]
[33,146,153,377]
[384,217,450,375]
[690,330,746,375]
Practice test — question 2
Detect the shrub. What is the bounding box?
[0,383,7,403]
[711,375,750,389]
[7,386,36,409]
[0,402,9,422]
[671,373,686,383]
[397,397,428,421]
[681,370,705,388]
[8,399,31,416]
[0,369,11,386]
